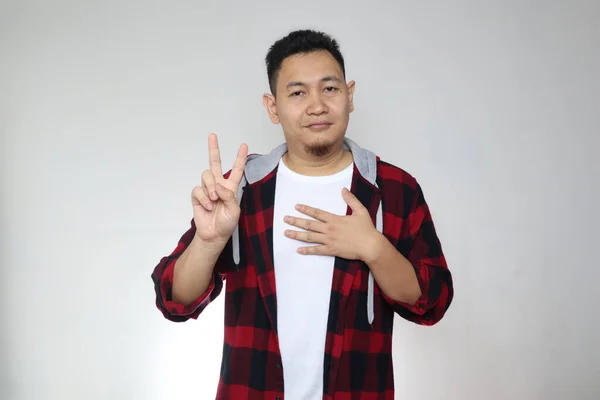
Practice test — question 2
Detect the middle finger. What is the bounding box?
[201,170,218,201]
[284,216,326,233]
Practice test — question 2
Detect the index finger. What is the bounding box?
[227,143,248,185]
[295,204,333,222]
[208,133,223,177]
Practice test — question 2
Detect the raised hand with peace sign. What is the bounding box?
[192,133,248,245]
[171,134,248,306]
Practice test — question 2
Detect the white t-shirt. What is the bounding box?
[273,157,354,400]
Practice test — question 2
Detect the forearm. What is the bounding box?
[363,232,422,305]
[172,236,226,306]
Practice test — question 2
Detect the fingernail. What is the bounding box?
[211,191,217,200]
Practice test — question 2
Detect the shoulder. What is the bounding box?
[375,158,432,220]
[376,157,420,191]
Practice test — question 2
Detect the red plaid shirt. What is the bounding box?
[151,140,453,399]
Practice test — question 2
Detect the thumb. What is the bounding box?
[215,183,237,208]
[342,187,366,214]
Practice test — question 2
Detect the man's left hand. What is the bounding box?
[283,188,382,261]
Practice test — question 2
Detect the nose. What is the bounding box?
[306,92,328,115]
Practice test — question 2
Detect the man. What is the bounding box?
[151,29,453,400]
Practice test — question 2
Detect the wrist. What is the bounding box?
[192,235,228,256]
[361,229,387,265]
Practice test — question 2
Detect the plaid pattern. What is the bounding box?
[151,158,453,399]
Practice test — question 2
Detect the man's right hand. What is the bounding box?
[192,133,248,247]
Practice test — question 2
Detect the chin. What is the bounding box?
[303,136,341,157]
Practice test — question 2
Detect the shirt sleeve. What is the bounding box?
[383,182,454,326]
[150,218,231,322]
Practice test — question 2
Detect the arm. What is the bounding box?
[151,219,232,322]
[151,134,247,322]
[363,233,422,305]
[172,233,227,306]
[366,183,453,326]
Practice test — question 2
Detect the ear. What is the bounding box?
[262,93,280,124]
[346,80,356,113]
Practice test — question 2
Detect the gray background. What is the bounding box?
[1,1,599,399]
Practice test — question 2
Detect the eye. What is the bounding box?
[324,86,338,92]
[290,91,304,97]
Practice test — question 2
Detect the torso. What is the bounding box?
[272,157,354,400]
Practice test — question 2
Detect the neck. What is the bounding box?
[283,140,353,176]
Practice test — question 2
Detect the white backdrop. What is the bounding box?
[1,1,599,399]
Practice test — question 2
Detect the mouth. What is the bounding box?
[305,121,333,130]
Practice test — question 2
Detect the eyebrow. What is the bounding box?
[286,75,342,89]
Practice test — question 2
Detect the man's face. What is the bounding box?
[263,50,355,157]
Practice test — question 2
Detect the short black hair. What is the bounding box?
[265,29,346,95]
